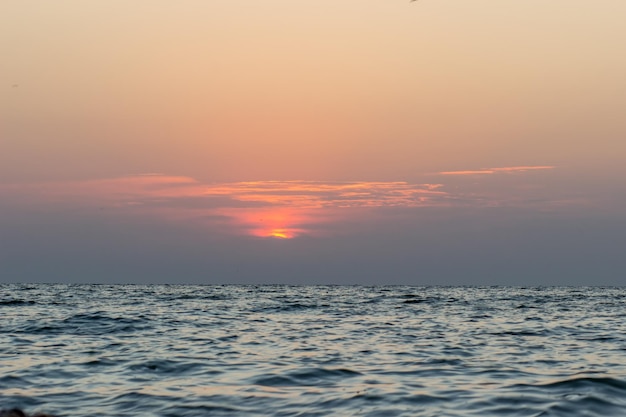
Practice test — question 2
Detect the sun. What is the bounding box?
[223,207,313,239]
[269,229,291,239]
[244,209,304,239]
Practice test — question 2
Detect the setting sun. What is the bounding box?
[224,207,312,239]
[269,230,292,239]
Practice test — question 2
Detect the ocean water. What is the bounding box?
[1,285,626,416]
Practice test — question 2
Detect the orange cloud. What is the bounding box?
[201,180,446,209]
[439,166,555,176]
[2,176,448,238]
[438,170,496,176]
[0,168,561,239]
[201,180,449,238]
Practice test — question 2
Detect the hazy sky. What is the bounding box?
[1,0,625,284]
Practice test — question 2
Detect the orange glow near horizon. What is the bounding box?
[185,179,450,238]
[220,207,316,239]
[269,230,290,239]
[2,170,563,239]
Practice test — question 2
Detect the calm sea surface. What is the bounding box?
[1,285,626,416]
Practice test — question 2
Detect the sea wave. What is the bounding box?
[1,285,626,416]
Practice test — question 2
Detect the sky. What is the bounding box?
[1,0,625,285]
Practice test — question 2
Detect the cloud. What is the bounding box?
[200,180,447,209]
[0,176,452,238]
[439,166,555,176]
[0,167,564,239]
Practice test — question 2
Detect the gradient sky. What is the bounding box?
[1,0,625,284]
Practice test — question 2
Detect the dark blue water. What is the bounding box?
[1,285,626,416]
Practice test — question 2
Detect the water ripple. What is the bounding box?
[1,285,626,416]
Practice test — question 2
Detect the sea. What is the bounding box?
[1,285,626,416]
